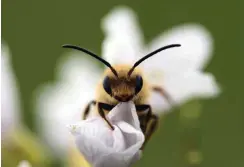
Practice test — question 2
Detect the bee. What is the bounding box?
[62,43,180,149]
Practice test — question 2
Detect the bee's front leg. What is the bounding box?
[83,100,96,120]
[136,104,153,133]
[97,102,115,130]
[136,104,159,150]
[141,114,159,150]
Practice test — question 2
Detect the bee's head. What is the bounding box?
[62,44,181,102]
[103,65,143,102]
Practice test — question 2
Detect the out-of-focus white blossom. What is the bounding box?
[1,42,21,140]
[17,160,32,167]
[35,53,102,157]
[102,6,221,113]
[1,42,53,167]
[68,102,144,167]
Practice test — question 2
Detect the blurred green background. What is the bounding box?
[2,0,243,167]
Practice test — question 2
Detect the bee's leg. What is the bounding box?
[141,114,159,150]
[136,104,159,150]
[152,86,175,106]
[83,100,96,120]
[136,104,152,133]
[97,102,115,130]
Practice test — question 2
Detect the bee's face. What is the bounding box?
[102,65,143,102]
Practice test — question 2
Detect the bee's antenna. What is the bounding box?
[62,44,118,77]
[128,44,181,76]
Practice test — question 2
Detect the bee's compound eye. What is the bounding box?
[135,75,143,94]
[103,76,112,95]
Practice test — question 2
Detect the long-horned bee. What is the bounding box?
[62,44,180,149]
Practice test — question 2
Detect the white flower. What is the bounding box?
[17,160,32,167]
[34,53,102,157]
[1,42,21,140]
[68,102,144,167]
[102,6,220,113]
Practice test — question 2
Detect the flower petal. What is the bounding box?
[108,102,141,130]
[143,23,213,78]
[35,52,102,156]
[101,6,144,64]
[68,119,115,163]
[1,42,21,138]
[69,102,144,167]
[149,71,221,113]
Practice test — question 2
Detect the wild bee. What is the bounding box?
[62,44,180,149]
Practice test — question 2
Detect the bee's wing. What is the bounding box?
[142,24,220,113]
[35,52,102,155]
[101,6,144,64]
